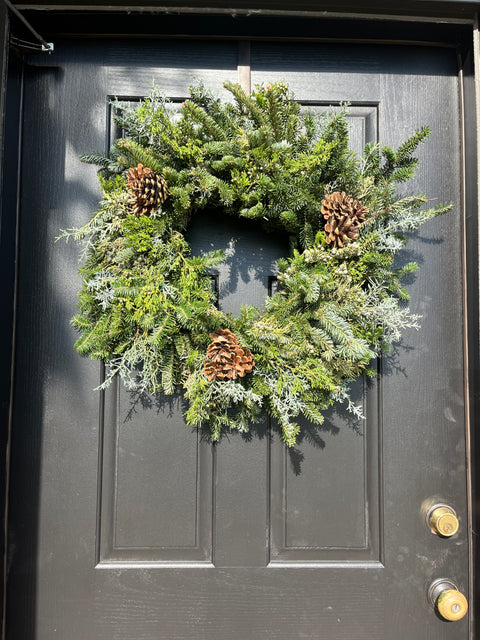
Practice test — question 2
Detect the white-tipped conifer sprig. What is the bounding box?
[61,81,452,446]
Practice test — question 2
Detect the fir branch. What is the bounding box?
[116,139,165,174]
[63,81,451,447]
[181,100,227,140]
[224,81,269,129]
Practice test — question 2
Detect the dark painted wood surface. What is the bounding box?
[12,0,480,20]
[5,39,470,639]
[0,3,11,632]
[461,43,480,631]
[10,11,473,47]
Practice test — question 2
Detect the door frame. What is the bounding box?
[0,3,478,637]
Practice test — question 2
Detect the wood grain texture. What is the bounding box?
[98,380,213,564]
[11,0,480,21]
[4,39,470,639]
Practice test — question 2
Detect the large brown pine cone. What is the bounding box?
[126,163,168,215]
[203,328,255,382]
[321,191,369,248]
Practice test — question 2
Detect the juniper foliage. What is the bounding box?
[62,81,452,446]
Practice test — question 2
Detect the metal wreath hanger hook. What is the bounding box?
[2,0,54,53]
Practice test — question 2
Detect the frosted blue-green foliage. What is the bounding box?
[59,81,452,446]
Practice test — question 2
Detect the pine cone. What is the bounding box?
[126,164,168,215]
[321,191,369,248]
[203,328,255,382]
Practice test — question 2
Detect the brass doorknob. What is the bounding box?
[428,505,459,537]
[428,579,468,621]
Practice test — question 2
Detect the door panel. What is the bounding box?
[6,39,468,639]
[99,384,214,564]
[269,376,381,563]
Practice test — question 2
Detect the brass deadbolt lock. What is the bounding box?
[428,579,468,622]
[427,504,459,537]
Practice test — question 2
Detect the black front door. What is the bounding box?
[5,38,470,639]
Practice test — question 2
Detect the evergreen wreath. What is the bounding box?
[60,81,451,446]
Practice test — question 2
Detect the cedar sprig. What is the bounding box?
[60,81,452,446]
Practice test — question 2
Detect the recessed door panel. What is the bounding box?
[5,39,468,640]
